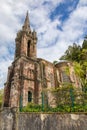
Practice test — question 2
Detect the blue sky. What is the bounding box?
[0,0,87,88]
[50,0,79,21]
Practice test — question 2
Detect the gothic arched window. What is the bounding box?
[61,71,71,83]
[28,91,32,102]
[27,40,31,56]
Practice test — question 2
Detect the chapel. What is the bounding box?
[3,12,81,108]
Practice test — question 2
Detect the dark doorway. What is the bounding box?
[28,91,32,102]
[27,40,31,57]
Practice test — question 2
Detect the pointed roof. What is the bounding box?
[22,11,31,31]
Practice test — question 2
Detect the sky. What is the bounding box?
[0,0,87,88]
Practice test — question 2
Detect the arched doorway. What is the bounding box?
[28,91,32,102]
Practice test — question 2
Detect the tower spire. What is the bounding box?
[22,11,31,31]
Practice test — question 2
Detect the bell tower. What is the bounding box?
[15,11,37,59]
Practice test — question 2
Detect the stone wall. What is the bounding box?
[18,113,87,130]
[0,108,87,130]
[0,108,17,130]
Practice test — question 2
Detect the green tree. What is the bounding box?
[73,62,84,78]
[82,38,87,49]
[0,89,3,108]
[59,37,87,91]
[80,49,87,63]
[60,43,81,62]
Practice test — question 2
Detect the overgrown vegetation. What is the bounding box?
[0,89,3,109]
[0,86,86,113]
[59,37,87,92]
[21,85,87,112]
[22,103,42,112]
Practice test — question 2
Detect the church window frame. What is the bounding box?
[28,91,32,102]
[27,40,31,57]
[61,71,71,83]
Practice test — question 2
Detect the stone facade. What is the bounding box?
[3,12,81,108]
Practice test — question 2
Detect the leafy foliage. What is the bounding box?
[21,86,87,112]
[60,43,81,62]
[22,103,42,112]
[59,37,87,92]
[59,39,87,64]
[82,38,87,49]
[73,62,84,78]
[0,89,4,108]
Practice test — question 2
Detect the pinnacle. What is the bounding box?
[22,11,30,31]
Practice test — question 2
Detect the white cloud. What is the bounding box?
[0,0,87,88]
